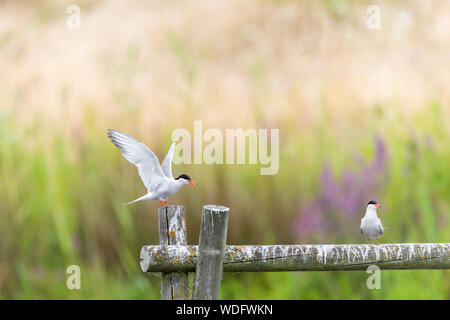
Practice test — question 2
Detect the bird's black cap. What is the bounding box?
[176,174,191,181]
[367,200,378,205]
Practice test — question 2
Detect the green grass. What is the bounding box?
[0,102,448,299]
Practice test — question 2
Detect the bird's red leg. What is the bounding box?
[164,201,168,207]
[375,239,379,246]
[160,200,164,207]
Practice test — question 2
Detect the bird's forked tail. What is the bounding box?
[124,194,151,205]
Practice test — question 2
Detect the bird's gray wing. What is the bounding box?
[377,219,384,235]
[160,128,180,179]
[107,129,166,192]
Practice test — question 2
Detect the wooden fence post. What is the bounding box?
[192,205,229,300]
[158,205,189,300]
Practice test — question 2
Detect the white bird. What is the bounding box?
[107,128,197,207]
[360,200,384,245]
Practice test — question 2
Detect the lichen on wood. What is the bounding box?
[192,205,229,300]
[140,243,450,273]
[155,205,189,300]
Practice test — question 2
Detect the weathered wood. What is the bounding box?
[192,205,229,300]
[141,243,450,272]
[146,205,189,300]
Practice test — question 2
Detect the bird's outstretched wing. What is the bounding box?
[160,128,180,179]
[107,129,167,191]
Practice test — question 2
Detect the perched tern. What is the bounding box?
[360,200,384,245]
[107,129,197,207]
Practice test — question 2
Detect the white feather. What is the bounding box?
[360,204,384,239]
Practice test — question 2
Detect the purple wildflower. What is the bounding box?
[293,135,388,240]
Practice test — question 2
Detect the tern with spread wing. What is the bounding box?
[360,200,384,245]
[107,129,197,207]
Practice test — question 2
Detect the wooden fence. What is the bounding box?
[140,205,450,300]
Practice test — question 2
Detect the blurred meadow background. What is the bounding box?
[0,0,449,299]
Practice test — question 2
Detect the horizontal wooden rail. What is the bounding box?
[141,243,450,272]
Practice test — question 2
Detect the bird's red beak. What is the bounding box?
[376,204,382,208]
[188,180,198,187]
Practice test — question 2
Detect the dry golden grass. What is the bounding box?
[1,0,449,132]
